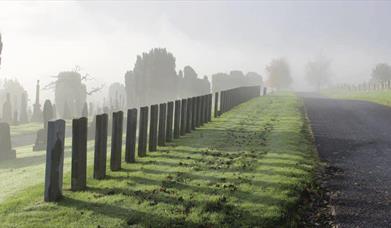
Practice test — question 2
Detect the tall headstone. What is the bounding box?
[138,106,148,157]
[125,108,137,163]
[93,114,108,180]
[71,117,87,191]
[2,93,12,123]
[180,99,187,136]
[31,80,42,122]
[111,111,123,171]
[186,98,192,133]
[44,119,65,202]
[20,92,28,124]
[192,97,197,130]
[166,101,174,142]
[149,104,158,152]
[214,92,219,118]
[173,100,181,139]
[0,123,16,160]
[158,103,167,146]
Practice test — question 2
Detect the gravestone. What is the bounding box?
[158,103,167,146]
[93,114,108,180]
[19,92,28,124]
[0,123,16,160]
[166,101,174,142]
[138,106,148,157]
[214,92,219,118]
[186,98,192,133]
[196,96,202,127]
[2,93,12,123]
[111,111,123,171]
[180,99,187,136]
[71,117,87,191]
[125,108,137,163]
[31,80,42,122]
[44,119,65,202]
[192,97,197,130]
[173,100,181,139]
[33,100,54,151]
[208,94,212,122]
[149,105,158,152]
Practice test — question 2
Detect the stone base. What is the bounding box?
[0,149,16,160]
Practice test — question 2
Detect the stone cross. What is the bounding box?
[71,117,87,191]
[44,119,65,202]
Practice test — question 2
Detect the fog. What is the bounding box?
[1,1,391,102]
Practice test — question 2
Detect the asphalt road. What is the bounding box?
[301,93,391,228]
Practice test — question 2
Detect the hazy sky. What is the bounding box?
[1,1,391,101]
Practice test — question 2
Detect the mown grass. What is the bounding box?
[322,89,391,107]
[0,92,317,227]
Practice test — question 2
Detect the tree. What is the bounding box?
[266,58,292,89]
[0,33,3,67]
[371,63,391,82]
[305,56,332,91]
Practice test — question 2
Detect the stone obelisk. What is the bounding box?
[31,80,42,122]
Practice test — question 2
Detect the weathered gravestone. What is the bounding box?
[214,92,219,118]
[138,106,148,157]
[125,108,137,163]
[158,103,167,146]
[0,123,16,160]
[180,99,187,136]
[173,100,181,139]
[44,119,65,202]
[166,101,174,142]
[2,93,12,123]
[186,98,192,133]
[71,117,87,191]
[33,100,54,151]
[111,111,123,171]
[149,105,158,152]
[192,97,197,130]
[93,114,108,180]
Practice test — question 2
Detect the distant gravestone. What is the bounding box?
[214,92,219,118]
[166,101,174,142]
[191,97,197,130]
[110,111,123,171]
[186,98,192,133]
[0,122,16,160]
[173,100,181,139]
[125,108,137,163]
[71,117,87,191]
[2,93,12,123]
[93,114,108,180]
[20,92,28,124]
[44,119,65,202]
[196,96,202,127]
[138,106,148,157]
[180,99,187,136]
[158,103,167,146]
[33,100,54,151]
[149,105,158,152]
[208,94,212,122]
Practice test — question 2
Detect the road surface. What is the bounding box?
[301,93,391,228]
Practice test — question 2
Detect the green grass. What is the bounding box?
[0,93,317,227]
[322,89,391,106]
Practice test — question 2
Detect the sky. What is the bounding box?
[1,1,391,102]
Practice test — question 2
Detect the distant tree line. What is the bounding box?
[211,71,262,92]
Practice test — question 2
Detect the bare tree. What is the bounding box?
[305,56,332,91]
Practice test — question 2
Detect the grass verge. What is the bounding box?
[322,89,391,107]
[0,92,317,227]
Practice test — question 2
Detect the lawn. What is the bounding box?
[0,92,317,227]
[322,89,391,107]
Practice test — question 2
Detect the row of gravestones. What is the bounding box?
[43,86,262,202]
[1,93,29,125]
